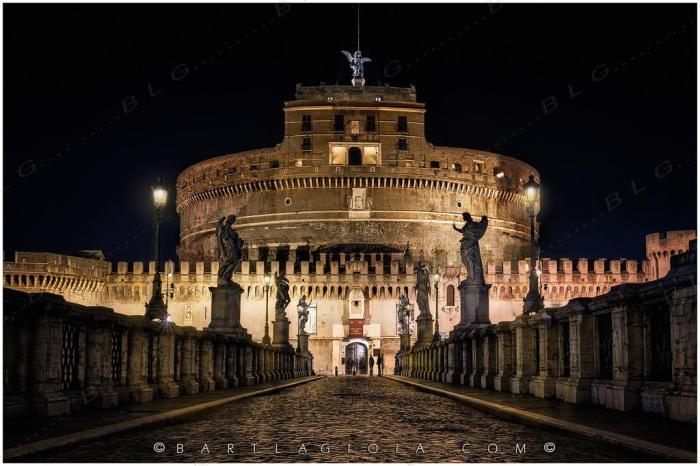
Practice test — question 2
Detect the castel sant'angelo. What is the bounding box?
[4,57,695,375]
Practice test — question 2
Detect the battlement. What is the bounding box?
[5,251,653,283]
[485,257,649,276]
[291,84,419,104]
[646,230,696,257]
[645,229,696,280]
[3,250,654,310]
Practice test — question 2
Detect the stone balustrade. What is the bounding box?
[3,288,313,418]
[395,243,697,423]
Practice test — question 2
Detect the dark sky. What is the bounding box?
[4,3,697,265]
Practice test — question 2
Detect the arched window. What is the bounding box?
[446,284,455,306]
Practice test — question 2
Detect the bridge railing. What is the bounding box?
[394,245,696,423]
[3,288,313,418]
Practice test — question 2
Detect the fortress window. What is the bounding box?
[430,160,440,169]
[348,147,362,165]
[447,285,455,306]
[302,138,312,151]
[334,114,345,132]
[451,163,462,172]
[397,138,408,151]
[250,164,259,171]
[228,167,237,175]
[329,143,380,166]
[270,160,280,169]
[366,115,376,132]
[397,116,408,132]
[301,115,312,132]
[473,160,484,174]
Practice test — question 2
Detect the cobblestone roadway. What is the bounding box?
[39,377,657,462]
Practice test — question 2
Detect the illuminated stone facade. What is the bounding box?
[5,231,681,375]
[3,84,693,377]
[175,84,537,266]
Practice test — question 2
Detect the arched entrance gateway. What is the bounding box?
[344,342,368,375]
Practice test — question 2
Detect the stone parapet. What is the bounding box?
[2,288,313,418]
[395,242,696,423]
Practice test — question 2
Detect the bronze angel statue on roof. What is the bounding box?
[341,50,371,80]
[215,215,244,287]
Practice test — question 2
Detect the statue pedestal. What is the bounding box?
[400,333,411,352]
[208,283,249,337]
[297,333,309,353]
[455,281,491,330]
[272,318,291,348]
[414,314,434,348]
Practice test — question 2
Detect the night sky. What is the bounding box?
[4,3,697,265]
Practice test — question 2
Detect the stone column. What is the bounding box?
[250,343,260,384]
[426,346,434,380]
[460,334,473,385]
[286,348,294,379]
[271,348,278,380]
[494,323,513,392]
[32,315,71,415]
[213,337,228,390]
[156,331,180,398]
[445,338,457,384]
[256,344,266,383]
[199,337,216,392]
[667,285,697,422]
[439,342,447,382]
[225,342,239,388]
[531,312,558,398]
[562,306,595,403]
[431,345,439,380]
[127,325,154,404]
[481,327,497,390]
[606,304,644,410]
[180,332,200,395]
[86,320,118,408]
[469,330,484,387]
[510,317,534,395]
[238,341,255,386]
[414,349,421,378]
[264,346,274,381]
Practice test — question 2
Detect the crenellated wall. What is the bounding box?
[646,230,696,280]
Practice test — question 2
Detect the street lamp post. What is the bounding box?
[262,272,272,345]
[145,178,169,321]
[522,175,544,314]
[432,271,441,341]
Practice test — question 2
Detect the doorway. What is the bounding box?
[344,342,368,374]
[348,147,362,166]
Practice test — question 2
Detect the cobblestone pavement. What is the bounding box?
[35,377,659,462]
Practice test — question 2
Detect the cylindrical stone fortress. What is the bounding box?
[176,84,540,267]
